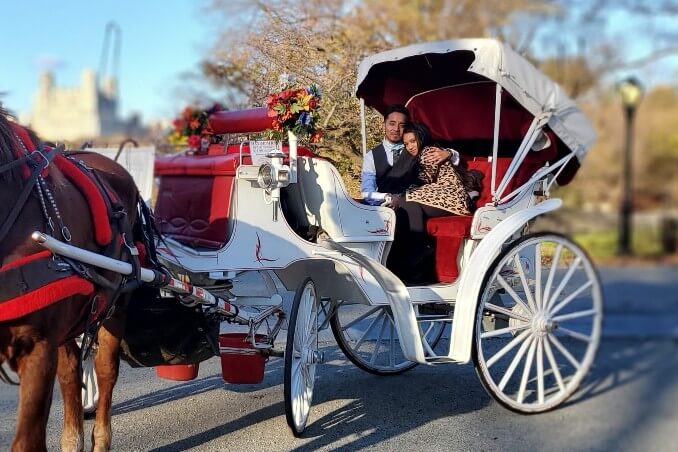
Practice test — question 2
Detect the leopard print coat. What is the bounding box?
[405,146,471,216]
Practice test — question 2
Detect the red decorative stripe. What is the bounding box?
[54,156,112,246]
[0,275,94,322]
[0,250,51,273]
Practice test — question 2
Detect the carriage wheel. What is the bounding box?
[330,301,446,375]
[76,334,99,415]
[473,232,602,413]
[284,278,320,436]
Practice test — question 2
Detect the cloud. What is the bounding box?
[33,54,68,72]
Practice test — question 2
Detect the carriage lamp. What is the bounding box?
[616,76,644,256]
[258,152,291,222]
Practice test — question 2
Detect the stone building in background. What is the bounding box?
[23,68,141,142]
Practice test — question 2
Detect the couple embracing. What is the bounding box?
[360,105,482,284]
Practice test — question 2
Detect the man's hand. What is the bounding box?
[428,146,460,165]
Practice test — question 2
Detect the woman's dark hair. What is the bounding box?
[402,121,430,153]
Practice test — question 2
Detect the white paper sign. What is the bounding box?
[250,140,279,165]
[87,146,155,202]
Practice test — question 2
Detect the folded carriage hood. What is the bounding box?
[355,38,596,162]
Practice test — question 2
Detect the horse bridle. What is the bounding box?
[0,142,64,245]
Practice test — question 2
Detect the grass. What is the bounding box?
[573,227,665,262]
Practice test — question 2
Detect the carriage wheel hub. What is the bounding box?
[532,313,557,336]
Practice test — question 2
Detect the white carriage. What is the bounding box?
[37,39,602,435]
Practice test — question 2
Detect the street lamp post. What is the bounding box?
[617,77,644,256]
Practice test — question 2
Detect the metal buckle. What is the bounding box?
[32,150,50,169]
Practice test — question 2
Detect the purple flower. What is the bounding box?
[298,111,312,126]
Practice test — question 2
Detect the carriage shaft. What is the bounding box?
[31,231,240,318]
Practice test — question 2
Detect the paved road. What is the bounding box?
[1,266,677,451]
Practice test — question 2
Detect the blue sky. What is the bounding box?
[1,1,675,124]
[0,0,217,123]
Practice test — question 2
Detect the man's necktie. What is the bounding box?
[392,143,404,165]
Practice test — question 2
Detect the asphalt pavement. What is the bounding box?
[0,265,676,451]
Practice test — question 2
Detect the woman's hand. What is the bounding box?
[384,194,403,209]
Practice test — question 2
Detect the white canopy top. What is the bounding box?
[356,38,596,161]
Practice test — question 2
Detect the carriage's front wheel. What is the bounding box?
[473,232,602,413]
[284,278,320,436]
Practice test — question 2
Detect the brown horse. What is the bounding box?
[0,107,144,451]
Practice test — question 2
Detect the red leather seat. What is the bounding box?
[425,158,511,282]
[425,141,557,283]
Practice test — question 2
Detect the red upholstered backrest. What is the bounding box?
[466,157,511,207]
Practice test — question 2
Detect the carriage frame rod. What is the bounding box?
[31,231,242,319]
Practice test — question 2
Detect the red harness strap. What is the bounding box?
[54,156,112,246]
[9,123,113,247]
[0,252,94,322]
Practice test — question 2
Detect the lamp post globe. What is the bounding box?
[617,76,644,256]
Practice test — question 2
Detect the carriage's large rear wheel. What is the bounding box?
[473,232,602,413]
[284,278,321,436]
[330,301,446,375]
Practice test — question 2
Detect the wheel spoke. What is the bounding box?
[390,320,396,367]
[481,322,530,339]
[536,338,545,404]
[535,243,542,310]
[548,333,581,370]
[498,335,534,391]
[517,338,537,403]
[543,244,562,305]
[558,327,592,343]
[370,314,389,365]
[543,335,566,393]
[550,281,593,316]
[552,309,597,323]
[341,306,381,331]
[515,254,537,313]
[486,329,531,368]
[545,256,582,311]
[496,274,532,314]
[353,310,384,351]
[484,303,531,323]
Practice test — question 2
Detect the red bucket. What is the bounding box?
[219,333,267,384]
[155,363,199,381]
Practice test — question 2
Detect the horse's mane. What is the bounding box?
[0,106,40,185]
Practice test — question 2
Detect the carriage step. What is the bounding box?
[424,356,457,363]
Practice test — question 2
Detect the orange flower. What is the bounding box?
[190,119,201,130]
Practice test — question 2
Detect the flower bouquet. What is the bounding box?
[265,84,322,143]
[168,103,222,153]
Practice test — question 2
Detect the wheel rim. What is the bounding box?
[290,282,318,431]
[332,302,445,374]
[76,335,98,414]
[475,234,602,412]
[81,352,99,413]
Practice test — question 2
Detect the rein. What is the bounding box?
[0,144,64,244]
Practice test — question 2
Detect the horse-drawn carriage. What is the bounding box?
[2,38,601,446]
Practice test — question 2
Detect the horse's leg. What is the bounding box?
[57,341,84,452]
[90,317,123,452]
[12,339,57,452]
